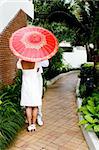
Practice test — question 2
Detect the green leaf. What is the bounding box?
[94,125,99,132]
[84,114,95,123]
[85,124,93,131]
[0,100,2,105]
[93,118,99,123]
[0,92,8,100]
[95,113,99,118]
[79,106,89,115]
[96,105,99,112]
[88,100,94,106]
[79,119,88,125]
[87,105,95,114]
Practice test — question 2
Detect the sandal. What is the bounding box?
[31,124,36,131]
[27,125,33,132]
[27,124,36,132]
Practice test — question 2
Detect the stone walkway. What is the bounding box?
[9,71,89,150]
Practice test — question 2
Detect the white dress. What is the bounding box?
[17,59,42,107]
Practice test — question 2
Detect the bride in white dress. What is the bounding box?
[17,59,42,131]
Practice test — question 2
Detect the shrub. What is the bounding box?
[78,91,99,137]
[79,84,86,98]
[31,21,73,80]
[0,70,22,105]
[78,64,99,137]
[0,70,25,150]
[43,48,70,80]
[79,63,95,97]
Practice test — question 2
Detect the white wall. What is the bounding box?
[0,0,34,33]
[63,46,87,68]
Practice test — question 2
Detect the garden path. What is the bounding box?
[9,71,89,150]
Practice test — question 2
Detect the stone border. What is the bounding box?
[76,79,99,150]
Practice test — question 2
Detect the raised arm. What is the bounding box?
[40,60,49,67]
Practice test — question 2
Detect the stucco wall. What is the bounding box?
[63,46,87,68]
[0,0,34,33]
[0,10,27,85]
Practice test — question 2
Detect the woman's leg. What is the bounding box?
[26,107,32,126]
[32,107,38,124]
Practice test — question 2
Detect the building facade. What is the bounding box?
[0,0,33,85]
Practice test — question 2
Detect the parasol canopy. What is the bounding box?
[9,26,58,62]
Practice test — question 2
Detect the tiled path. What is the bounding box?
[9,71,89,150]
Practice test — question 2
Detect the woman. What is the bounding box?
[17,59,42,132]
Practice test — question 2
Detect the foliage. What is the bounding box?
[79,84,86,98]
[78,90,99,137]
[34,0,68,20]
[78,62,99,137]
[32,20,75,43]
[79,63,95,98]
[34,0,99,52]
[49,22,76,43]
[0,70,22,105]
[43,47,71,80]
[0,70,25,150]
[33,0,76,43]
[91,9,99,49]
[31,20,72,80]
[34,0,52,19]
[79,63,95,82]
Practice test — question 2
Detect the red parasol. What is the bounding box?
[9,26,58,62]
